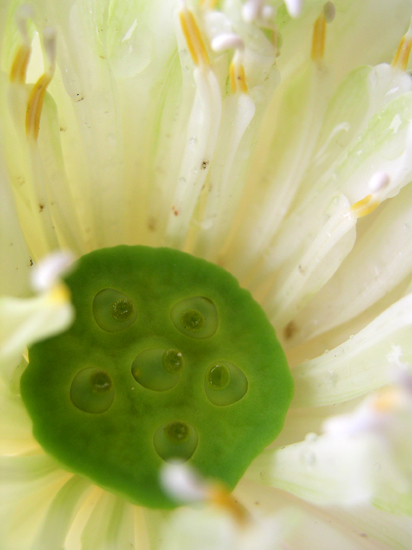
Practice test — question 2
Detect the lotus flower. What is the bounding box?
[1,0,412,548]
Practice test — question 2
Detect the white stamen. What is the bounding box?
[160,462,208,503]
[368,171,390,194]
[16,4,35,45]
[43,27,57,71]
[242,0,276,24]
[242,0,264,23]
[323,2,336,23]
[211,33,244,53]
[261,5,275,20]
[31,251,76,292]
[283,0,302,18]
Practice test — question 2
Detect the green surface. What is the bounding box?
[21,245,293,508]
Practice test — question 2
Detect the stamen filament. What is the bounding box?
[25,28,56,139]
[179,7,210,66]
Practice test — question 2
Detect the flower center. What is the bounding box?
[20,245,293,508]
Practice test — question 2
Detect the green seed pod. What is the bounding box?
[21,245,293,509]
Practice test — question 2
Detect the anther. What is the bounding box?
[211,34,247,93]
[25,27,57,139]
[350,172,390,218]
[311,11,326,62]
[9,6,34,84]
[208,485,249,525]
[179,5,210,67]
[392,18,412,71]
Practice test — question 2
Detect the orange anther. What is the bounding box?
[25,72,53,139]
[179,8,209,66]
[10,44,31,84]
[311,12,326,62]
[392,33,412,71]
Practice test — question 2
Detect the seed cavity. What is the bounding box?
[171,296,218,338]
[132,348,183,391]
[181,309,205,332]
[154,421,198,462]
[70,368,115,413]
[205,361,248,406]
[162,349,184,375]
[93,288,137,332]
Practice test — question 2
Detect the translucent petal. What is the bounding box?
[292,293,412,407]
[245,433,378,506]
[289,180,412,344]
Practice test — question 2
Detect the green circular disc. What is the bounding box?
[20,246,293,509]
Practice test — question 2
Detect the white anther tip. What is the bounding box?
[242,0,261,23]
[16,4,35,41]
[323,2,336,23]
[284,0,302,18]
[211,33,244,53]
[31,250,76,292]
[261,5,275,20]
[368,172,390,194]
[43,26,57,66]
[160,462,207,503]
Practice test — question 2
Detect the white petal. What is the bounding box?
[0,285,74,377]
[292,293,412,407]
[245,433,377,506]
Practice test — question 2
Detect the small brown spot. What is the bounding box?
[360,533,368,538]
[298,264,305,274]
[99,55,106,59]
[75,94,85,102]
[29,258,33,266]
[254,501,260,506]
[172,206,179,216]
[201,160,209,170]
[283,320,298,340]
[60,127,67,132]
[147,216,156,231]
[39,203,44,212]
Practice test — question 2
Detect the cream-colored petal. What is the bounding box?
[31,475,93,550]
[81,492,136,550]
[245,433,377,506]
[292,293,412,408]
[0,285,74,377]
[289,180,412,345]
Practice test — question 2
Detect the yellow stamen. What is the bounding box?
[48,283,71,305]
[311,12,326,62]
[392,33,412,71]
[350,194,380,218]
[10,44,31,84]
[209,485,248,525]
[229,62,248,94]
[179,8,209,66]
[229,62,236,94]
[25,71,53,140]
